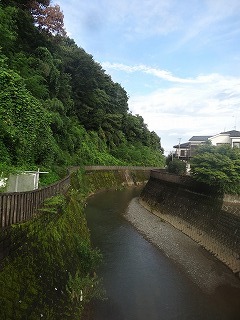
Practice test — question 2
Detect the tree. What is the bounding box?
[31,2,66,36]
[1,0,66,36]
[166,152,174,166]
[0,61,56,166]
[190,144,240,194]
[0,0,165,169]
[167,158,186,175]
[0,6,17,54]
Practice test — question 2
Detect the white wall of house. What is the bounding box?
[232,138,240,147]
[210,134,240,147]
[209,134,231,145]
[173,131,240,157]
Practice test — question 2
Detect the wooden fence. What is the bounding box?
[0,175,70,229]
[0,166,162,229]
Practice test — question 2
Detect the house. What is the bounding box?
[173,130,240,160]
[173,136,210,160]
[209,130,240,148]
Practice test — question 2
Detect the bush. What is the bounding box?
[190,144,240,194]
[167,159,186,175]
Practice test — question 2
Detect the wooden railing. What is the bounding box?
[0,175,70,228]
[0,166,162,229]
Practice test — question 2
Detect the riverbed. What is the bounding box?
[85,187,240,320]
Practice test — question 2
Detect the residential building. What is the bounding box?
[173,130,240,160]
[173,136,210,160]
[209,130,240,148]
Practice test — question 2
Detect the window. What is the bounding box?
[233,142,240,148]
[216,143,229,146]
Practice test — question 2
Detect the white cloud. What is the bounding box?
[56,0,240,153]
[102,62,192,83]
[103,62,240,151]
[102,62,240,87]
[171,0,240,50]
[128,76,240,120]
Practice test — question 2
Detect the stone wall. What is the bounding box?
[140,174,240,275]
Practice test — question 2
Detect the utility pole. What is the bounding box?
[234,115,237,130]
[178,138,181,158]
[233,114,238,130]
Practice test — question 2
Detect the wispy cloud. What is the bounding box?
[56,0,240,152]
[130,83,240,150]
[58,0,240,47]
[173,0,240,49]
[101,61,240,150]
[102,62,192,83]
[102,62,240,86]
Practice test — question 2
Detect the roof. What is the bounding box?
[189,136,211,141]
[173,142,190,148]
[219,130,240,137]
[173,130,240,150]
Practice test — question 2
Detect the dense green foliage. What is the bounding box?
[0,0,164,174]
[167,158,186,175]
[0,192,103,319]
[0,1,164,317]
[0,168,148,319]
[191,143,240,194]
[0,60,56,166]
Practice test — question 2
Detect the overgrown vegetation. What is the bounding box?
[165,153,186,175]
[0,0,165,178]
[0,171,96,318]
[0,1,164,317]
[167,158,186,175]
[0,168,149,319]
[191,143,240,194]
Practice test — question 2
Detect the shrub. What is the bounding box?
[167,159,186,175]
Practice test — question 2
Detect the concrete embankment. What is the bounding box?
[139,173,240,276]
[124,197,240,295]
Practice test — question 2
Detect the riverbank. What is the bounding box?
[124,197,240,296]
[0,169,150,319]
[140,173,240,275]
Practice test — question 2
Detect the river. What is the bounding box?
[85,187,240,320]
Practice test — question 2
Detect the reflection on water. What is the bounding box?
[86,188,240,320]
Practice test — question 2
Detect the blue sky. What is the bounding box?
[57,0,240,153]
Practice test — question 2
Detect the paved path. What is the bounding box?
[124,197,240,294]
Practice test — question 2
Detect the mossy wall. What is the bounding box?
[0,169,148,319]
[83,169,150,191]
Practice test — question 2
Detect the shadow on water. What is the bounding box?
[85,187,240,320]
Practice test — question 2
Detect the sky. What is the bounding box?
[56,0,240,154]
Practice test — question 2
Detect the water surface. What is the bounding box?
[86,188,240,320]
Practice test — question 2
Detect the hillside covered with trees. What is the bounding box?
[0,0,165,179]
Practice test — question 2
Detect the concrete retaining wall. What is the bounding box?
[140,173,240,275]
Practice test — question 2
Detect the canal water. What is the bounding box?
[85,187,240,320]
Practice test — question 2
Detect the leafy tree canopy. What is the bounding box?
[0,0,164,176]
[0,58,57,166]
[30,1,66,36]
[190,144,240,194]
[167,158,186,175]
